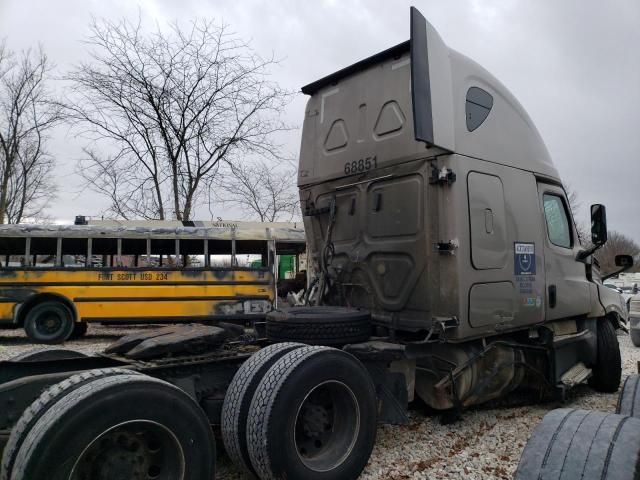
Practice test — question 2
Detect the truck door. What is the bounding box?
[537,183,591,321]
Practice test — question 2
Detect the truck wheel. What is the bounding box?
[630,329,640,347]
[515,408,640,479]
[70,321,88,339]
[23,301,75,344]
[616,375,640,418]
[0,368,139,480]
[266,307,371,346]
[9,347,87,362]
[222,342,305,476]
[247,346,377,480]
[588,319,621,393]
[9,373,215,480]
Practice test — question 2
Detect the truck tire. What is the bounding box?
[266,307,371,346]
[10,373,215,480]
[0,368,139,480]
[23,301,75,344]
[516,409,640,479]
[616,375,640,418]
[221,342,305,475]
[588,320,622,393]
[247,345,377,480]
[630,329,640,347]
[9,347,87,362]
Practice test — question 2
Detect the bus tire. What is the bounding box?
[69,321,88,339]
[9,347,87,362]
[588,319,622,393]
[221,342,305,476]
[247,346,377,480]
[23,301,75,344]
[515,408,640,479]
[0,368,140,480]
[617,375,640,418]
[9,373,215,480]
[266,307,371,346]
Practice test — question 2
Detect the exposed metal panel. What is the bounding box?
[469,282,515,328]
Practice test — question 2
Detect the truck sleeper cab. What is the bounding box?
[298,7,631,410]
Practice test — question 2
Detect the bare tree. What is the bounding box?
[215,160,299,222]
[596,230,640,274]
[67,16,292,221]
[0,43,61,223]
[564,183,589,243]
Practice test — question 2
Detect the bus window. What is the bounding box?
[61,237,88,267]
[236,240,269,268]
[207,239,234,267]
[121,238,147,267]
[0,236,26,266]
[31,237,59,268]
[180,239,205,268]
[151,238,178,267]
[92,237,118,268]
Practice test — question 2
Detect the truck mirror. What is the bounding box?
[590,204,607,246]
[615,254,633,268]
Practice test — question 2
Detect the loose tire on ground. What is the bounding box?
[221,342,305,476]
[247,345,377,480]
[23,301,75,344]
[9,373,215,480]
[0,368,138,480]
[588,319,622,393]
[617,374,640,418]
[9,347,87,362]
[515,408,640,479]
[266,307,371,346]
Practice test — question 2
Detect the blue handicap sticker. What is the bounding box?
[514,242,536,275]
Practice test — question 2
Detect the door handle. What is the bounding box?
[549,285,557,308]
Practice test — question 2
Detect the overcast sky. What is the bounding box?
[1,0,638,240]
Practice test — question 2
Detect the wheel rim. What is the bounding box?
[294,380,360,473]
[34,308,67,339]
[70,420,185,480]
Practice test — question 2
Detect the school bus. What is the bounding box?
[0,221,305,343]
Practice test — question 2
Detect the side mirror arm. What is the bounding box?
[576,243,603,262]
[603,263,633,281]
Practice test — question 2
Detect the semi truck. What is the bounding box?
[0,7,632,480]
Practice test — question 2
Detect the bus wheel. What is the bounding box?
[0,368,140,480]
[616,374,640,418]
[222,342,305,476]
[588,319,622,393]
[247,346,377,480]
[515,409,640,479]
[70,321,88,339]
[23,301,75,344]
[9,373,215,480]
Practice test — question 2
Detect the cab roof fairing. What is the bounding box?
[299,8,559,184]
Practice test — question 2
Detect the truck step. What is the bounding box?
[560,362,592,387]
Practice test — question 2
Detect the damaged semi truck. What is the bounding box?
[0,7,633,480]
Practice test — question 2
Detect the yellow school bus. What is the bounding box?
[0,221,305,343]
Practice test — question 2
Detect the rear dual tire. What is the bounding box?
[5,370,215,480]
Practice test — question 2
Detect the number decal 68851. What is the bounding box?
[344,156,377,175]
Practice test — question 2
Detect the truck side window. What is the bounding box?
[543,194,572,248]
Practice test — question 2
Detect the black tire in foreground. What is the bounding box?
[221,342,305,476]
[515,408,640,480]
[588,320,622,393]
[247,345,377,480]
[9,373,215,480]
[0,368,139,480]
[617,374,640,418]
[23,301,75,344]
[9,347,87,362]
[266,307,371,346]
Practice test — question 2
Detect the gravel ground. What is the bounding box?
[0,327,637,479]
